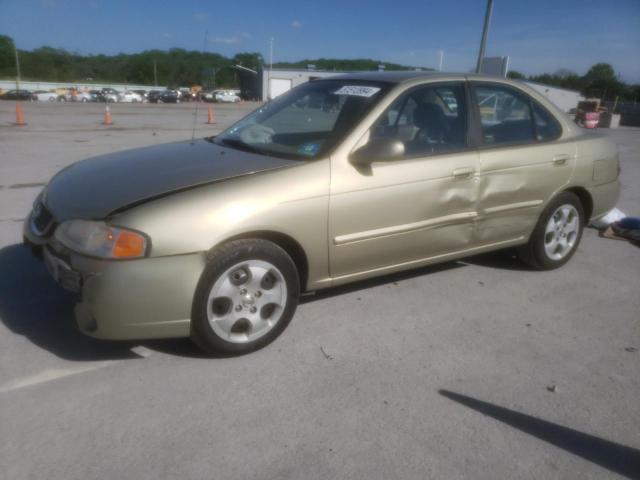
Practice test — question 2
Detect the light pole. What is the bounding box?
[153,59,158,87]
[267,37,274,101]
[475,0,494,74]
[14,43,21,91]
[438,50,444,71]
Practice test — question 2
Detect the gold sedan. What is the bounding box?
[24,72,620,354]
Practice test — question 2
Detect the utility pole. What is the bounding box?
[14,43,21,91]
[153,59,158,87]
[267,37,274,101]
[475,0,494,74]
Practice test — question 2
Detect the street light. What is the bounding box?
[475,0,494,74]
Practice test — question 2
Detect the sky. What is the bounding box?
[1,0,639,82]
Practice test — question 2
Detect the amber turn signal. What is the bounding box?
[112,229,147,258]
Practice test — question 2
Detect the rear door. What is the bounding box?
[470,82,575,245]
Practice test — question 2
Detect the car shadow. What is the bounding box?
[439,389,640,479]
[0,242,530,361]
[461,248,533,272]
[300,261,467,304]
[0,244,139,361]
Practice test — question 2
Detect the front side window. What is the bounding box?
[215,79,389,160]
[473,84,535,145]
[368,82,468,156]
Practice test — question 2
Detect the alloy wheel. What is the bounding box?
[206,260,287,343]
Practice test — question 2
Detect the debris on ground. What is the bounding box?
[320,346,333,360]
[624,347,638,353]
[546,384,557,393]
[601,217,640,247]
[590,207,626,229]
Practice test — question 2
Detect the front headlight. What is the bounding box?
[54,220,149,259]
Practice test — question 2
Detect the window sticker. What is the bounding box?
[333,86,381,97]
[298,142,321,156]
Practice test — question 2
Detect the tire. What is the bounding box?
[517,191,584,270]
[191,239,300,355]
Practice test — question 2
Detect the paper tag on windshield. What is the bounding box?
[333,86,381,97]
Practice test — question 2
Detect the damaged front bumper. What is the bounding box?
[23,214,206,341]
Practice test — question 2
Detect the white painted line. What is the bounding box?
[131,345,153,358]
[0,360,120,394]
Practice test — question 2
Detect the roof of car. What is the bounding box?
[319,71,518,85]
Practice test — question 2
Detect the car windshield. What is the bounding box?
[214,79,390,160]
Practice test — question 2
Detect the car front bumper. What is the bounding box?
[24,218,206,340]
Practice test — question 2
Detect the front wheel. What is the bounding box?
[517,191,584,270]
[191,239,300,355]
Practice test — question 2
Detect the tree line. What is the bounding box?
[508,64,640,102]
[0,35,416,88]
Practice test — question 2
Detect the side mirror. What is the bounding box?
[350,138,405,166]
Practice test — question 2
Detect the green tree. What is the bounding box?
[507,70,525,79]
[0,35,16,78]
[583,63,624,100]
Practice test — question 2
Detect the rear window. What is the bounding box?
[472,83,563,146]
[473,84,535,145]
[532,101,562,141]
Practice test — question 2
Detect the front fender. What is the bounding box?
[112,160,331,289]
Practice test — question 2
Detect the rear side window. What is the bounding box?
[532,101,562,141]
[473,84,535,145]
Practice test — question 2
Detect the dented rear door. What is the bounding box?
[475,141,575,244]
[471,82,576,245]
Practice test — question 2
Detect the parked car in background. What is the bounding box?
[67,91,91,102]
[132,89,147,101]
[118,91,143,103]
[201,89,216,102]
[32,90,58,102]
[159,89,179,103]
[179,89,195,102]
[0,89,32,101]
[147,90,163,103]
[215,90,241,103]
[23,73,621,355]
[88,90,104,102]
[100,88,119,103]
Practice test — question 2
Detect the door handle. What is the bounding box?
[452,167,474,179]
[553,154,570,166]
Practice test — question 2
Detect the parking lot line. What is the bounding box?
[0,360,120,393]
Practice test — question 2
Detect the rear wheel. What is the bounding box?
[191,239,300,355]
[517,192,584,270]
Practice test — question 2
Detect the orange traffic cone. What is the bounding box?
[102,105,113,125]
[206,105,216,124]
[15,102,26,126]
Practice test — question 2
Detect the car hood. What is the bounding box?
[44,139,297,221]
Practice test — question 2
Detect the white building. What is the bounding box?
[261,69,340,101]
[525,81,584,113]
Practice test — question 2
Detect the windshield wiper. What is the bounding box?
[217,138,265,155]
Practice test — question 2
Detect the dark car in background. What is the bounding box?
[159,89,179,103]
[0,89,32,101]
[147,90,163,103]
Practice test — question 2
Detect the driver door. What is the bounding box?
[329,82,480,280]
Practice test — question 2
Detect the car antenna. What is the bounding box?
[191,29,208,143]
